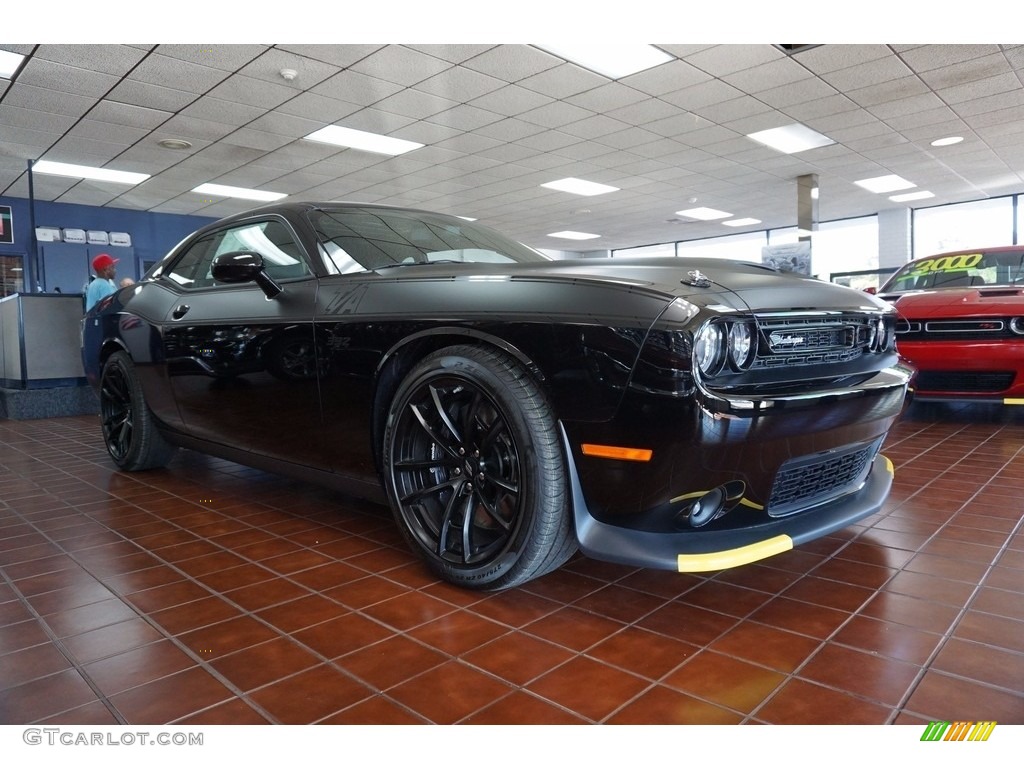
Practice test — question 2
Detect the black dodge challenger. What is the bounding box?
[82,202,911,590]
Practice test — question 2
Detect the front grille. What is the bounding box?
[915,370,1015,393]
[896,317,1019,342]
[752,314,878,369]
[767,440,878,517]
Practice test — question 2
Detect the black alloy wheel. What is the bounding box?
[99,351,177,471]
[384,345,575,590]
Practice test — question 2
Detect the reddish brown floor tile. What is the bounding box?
[755,678,894,724]
[663,650,786,714]
[606,684,743,724]
[1,406,1020,725]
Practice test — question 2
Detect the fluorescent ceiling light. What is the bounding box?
[304,125,423,155]
[723,218,762,227]
[32,160,149,185]
[854,174,916,194]
[456,216,477,221]
[930,136,964,147]
[747,124,835,154]
[889,190,935,203]
[548,231,601,240]
[0,50,25,79]
[536,44,673,79]
[676,207,732,221]
[192,183,287,202]
[541,177,619,197]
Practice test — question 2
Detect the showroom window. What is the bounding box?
[768,217,879,281]
[913,197,1015,257]
[676,231,768,261]
[613,242,677,258]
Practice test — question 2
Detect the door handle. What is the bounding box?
[172,304,190,320]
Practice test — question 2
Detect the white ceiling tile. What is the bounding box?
[16,59,120,98]
[349,46,452,87]
[128,54,231,94]
[414,66,506,102]
[462,45,562,82]
[205,74,296,109]
[106,79,197,113]
[310,69,404,107]
[33,44,148,76]
[517,63,607,99]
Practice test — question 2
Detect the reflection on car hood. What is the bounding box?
[879,285,1024,316]
[382,257,891,313]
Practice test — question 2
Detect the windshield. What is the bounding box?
[881,249,1024,292]
[307,207,550,274]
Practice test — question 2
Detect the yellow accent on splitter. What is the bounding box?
[677,535,793,573]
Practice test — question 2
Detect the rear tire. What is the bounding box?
[383,345,576,590]
[99,351,177,470]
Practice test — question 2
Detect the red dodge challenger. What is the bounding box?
[877,245,1024,404]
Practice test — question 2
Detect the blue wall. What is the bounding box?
[0,196,216,288]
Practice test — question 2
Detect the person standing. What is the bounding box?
[85,253,119,311]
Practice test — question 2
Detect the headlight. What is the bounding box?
[728,321,756,370]
[694,323,725,376]
[1010,317,1024,336]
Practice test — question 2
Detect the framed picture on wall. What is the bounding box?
[0,205,12,244]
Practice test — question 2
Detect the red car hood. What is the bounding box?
[882,286,1024,318]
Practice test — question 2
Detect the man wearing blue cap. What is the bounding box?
[85,253,119,310]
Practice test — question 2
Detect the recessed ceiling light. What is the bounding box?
[304,125,423,156]
[930,136,964,147]
[676,207,732,221]
[158,138,193,150]
[889,190,935,203]
[747,124,835,154]
[541,177,620,197]
[548,231,601,240]
[0,50,26,79]
[854,175,916,194]
[32,160,150,185]
[723,218,762,227]
[536,44,673,79]
[192,183,287,202]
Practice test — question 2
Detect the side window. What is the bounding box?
[165,219,310,289]
[165,235,216,288]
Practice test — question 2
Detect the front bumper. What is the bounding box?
[898,339,1024,403]
[564,427,893,573]
[558,361,910,573]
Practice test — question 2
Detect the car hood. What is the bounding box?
[391,257,892,314]
[879,286,1024,317]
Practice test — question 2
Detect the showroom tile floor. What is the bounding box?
[0,401,1022,725]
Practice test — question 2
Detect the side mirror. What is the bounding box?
[212,251,282,299]
[864,286,877,295]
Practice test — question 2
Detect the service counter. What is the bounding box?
[0,293,99,418]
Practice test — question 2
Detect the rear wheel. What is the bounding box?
[383,345,575,590]
[99,351,177,470]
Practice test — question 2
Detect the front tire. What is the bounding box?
[383,345,575,590]
[99,350,177,470]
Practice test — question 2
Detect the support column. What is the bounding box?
[797,174,818,240]
[877,208,912,269]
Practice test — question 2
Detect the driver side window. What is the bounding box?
[166,219,310,289]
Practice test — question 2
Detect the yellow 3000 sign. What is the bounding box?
[909,252,983,274]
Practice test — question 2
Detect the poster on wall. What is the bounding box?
[762,242,811,275]
[0,205,12,244]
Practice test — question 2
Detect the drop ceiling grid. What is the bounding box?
[0,43,1023,247]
